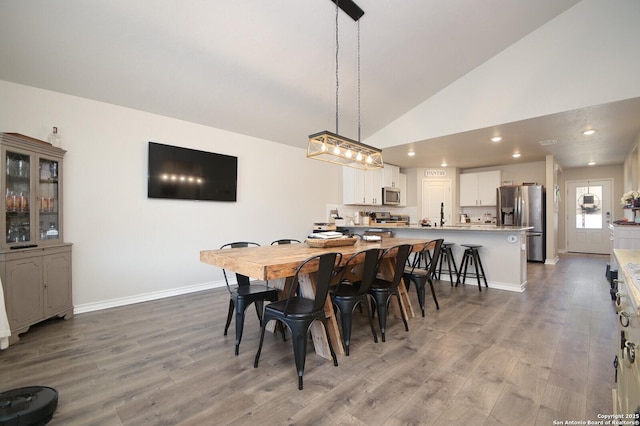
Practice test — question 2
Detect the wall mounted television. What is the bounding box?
[147,142,237,202]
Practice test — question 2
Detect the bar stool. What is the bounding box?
[436,242,459,286]
[457,244,488,291]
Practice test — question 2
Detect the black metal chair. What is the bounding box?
[403,239,444,316]
[220,242,279,356]
[330,248,382,355]
[270,239,301,245]
[368,244,412,342]
[254,252,342,390]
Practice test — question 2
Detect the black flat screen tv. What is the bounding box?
[147,142,237,202]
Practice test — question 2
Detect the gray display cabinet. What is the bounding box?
[0,133,72,345]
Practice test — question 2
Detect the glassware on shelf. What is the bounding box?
[6,189,14,211]
[48,127,62,148]
[45,222,59,239]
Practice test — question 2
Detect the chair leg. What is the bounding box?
[234,300,249,356]
[334,301,354,356]
[414,278,426,317]
[323,319,339,368]
[475,250,488,288]
[254,300,264,323]
[362,298,378,344]
[254,318,269,368]
[459,251,470,286]
[395,292,409,332]
[224,299,234,336]
[290,323,310,390]
[446,250,458,286]
[428,277,439,310]
[371,292,390,342]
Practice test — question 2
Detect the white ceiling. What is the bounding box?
[1,0,638,169]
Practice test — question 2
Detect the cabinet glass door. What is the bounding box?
[5,150,32,244]
[38,158,59,242]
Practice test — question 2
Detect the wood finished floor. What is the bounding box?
[0,253,617,425]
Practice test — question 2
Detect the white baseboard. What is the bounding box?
[545,256,560,265]
[73,280,226,314]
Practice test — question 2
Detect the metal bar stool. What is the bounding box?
[436,242,459,286]
[457,244,488,291]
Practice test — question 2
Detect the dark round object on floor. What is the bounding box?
[0,386,58,426]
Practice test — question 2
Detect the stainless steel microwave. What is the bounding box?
[382,187,401,205]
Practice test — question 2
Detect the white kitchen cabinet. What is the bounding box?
[399,173,407,206]
[459,170,501,206]
[610,224,640,270]
[383,164,400,188]
[343,167,382,205]
[612,250,640,417]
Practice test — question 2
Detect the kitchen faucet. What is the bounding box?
[440,202,446,226]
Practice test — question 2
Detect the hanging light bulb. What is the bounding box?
[356,152,363,161]
[333,144,341,155]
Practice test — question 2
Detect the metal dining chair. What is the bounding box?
[368,244,412,342]
[254,251,342,390]
[403,239,444,316]
[330,248,382,355]
[270,239,301,245]
[220,241,279,356]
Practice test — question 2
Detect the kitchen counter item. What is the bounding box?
[313,223,337,231]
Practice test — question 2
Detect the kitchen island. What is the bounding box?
[340,224,531,292]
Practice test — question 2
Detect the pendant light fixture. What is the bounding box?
[307,0,383,170]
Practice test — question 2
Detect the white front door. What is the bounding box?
[422,179,452,226]
[566,179,612,254]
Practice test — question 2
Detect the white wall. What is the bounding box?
[366,0,640,148]
[0,80,342,311]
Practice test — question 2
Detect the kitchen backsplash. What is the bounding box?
[459,206,498,223]
[319,204,497,226]
[322,204,418,225]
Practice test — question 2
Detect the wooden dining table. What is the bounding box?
[200,237,429,360]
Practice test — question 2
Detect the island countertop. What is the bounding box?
[340,223,530,292]
[344,224,533,232]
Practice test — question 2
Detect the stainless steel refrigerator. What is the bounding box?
[496,185,546,262]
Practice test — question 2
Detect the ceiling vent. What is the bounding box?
[538,139,557,146]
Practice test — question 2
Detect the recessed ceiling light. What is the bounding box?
[588,161,596,166]
[491,136,502,142]
[583,129,596,136]
[440,162,447,167]
[408,151,415,157]
[512,153,521,158]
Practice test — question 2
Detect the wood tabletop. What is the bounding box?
[200,237,430,280]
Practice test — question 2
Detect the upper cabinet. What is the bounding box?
[1,133,66,249]
[459,170,501,206]
[343,167,383,206]
[399,173,407,206]
[383,164,400,188]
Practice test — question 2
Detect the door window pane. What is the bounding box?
[575,185,602,229]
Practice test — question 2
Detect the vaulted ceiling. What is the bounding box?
[1,0,638,169]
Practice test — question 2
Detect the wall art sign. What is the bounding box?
[424,169,446,177]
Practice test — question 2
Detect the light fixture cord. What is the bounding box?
[335,0,340,135]
[357,19,361,142]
